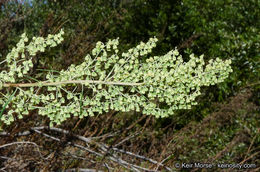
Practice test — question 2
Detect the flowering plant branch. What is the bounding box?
[0,30,233,127]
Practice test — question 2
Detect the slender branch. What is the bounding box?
[239,151,260,165]
[65,168,104,172]
[63,152,113,171]
[2,79,144,88]
[114,132,139,147]
[0,156,12,160]
[0,141,49,160]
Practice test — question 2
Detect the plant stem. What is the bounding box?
[3,80,144,88]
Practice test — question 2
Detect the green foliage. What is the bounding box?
[169,90,259,170]
[112,0,259,101]
[0,30,232,127]
[181,0,260,96]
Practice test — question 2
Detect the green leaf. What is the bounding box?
[0,88,18,124]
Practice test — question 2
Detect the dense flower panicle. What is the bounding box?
[0,30,232,126]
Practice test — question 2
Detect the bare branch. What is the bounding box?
[65,169,104,172]
[0,141,49,160]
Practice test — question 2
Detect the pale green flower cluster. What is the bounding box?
[0,30,232,126]
[0,30,64,125]
[0,29,64,86]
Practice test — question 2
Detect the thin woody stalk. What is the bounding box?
[2,80,144,88]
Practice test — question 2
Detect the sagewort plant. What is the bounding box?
[0,30,232,127]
